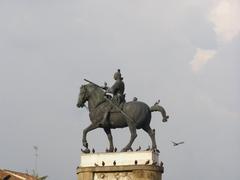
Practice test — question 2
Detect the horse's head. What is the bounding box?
[77,85,89,108]
[77,84,105,108]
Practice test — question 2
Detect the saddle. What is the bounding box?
[103,94,126,113]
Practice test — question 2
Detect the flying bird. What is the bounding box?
[171,141,184,146]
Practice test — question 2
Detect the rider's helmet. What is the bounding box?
[113,69,123,80]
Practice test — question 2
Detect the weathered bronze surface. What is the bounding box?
[77,70,169,153]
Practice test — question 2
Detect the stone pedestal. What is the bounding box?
[77,151,164,180]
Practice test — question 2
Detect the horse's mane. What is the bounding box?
[86,83,105,96]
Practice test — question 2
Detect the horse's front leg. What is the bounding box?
[82,123,99,153]
[104,128,114,152]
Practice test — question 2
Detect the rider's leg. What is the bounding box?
[100,111,109,126]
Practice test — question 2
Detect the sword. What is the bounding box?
[84,79,105,90]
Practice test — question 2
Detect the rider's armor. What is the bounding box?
[101,69,125,126]
[107,77,125,106]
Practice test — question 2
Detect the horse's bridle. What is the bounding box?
[80,85,89,105]
[81,84,106,109]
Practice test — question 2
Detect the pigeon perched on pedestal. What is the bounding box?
[136,146,141,151]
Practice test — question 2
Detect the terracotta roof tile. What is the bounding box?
[0,169,38,180]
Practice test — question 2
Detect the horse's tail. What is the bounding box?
[150,103,169,122]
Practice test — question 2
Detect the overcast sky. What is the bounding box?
[0,0,239,180]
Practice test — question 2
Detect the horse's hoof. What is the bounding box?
[121,147,133,152]
[121,148,127,152]
[81,148,90,153]
[108,148,114,152]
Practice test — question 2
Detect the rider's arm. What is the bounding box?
[107,81,119,94]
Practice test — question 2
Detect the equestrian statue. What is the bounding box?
[76,69,169,153]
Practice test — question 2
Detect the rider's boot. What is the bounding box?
[100,111,109,127]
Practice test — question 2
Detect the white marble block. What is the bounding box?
[80,151,159,167]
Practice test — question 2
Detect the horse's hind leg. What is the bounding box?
[104,128,114,152]
[142,125,158,151]
[121,123,137,152]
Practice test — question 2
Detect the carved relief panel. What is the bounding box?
[94,172,133,180]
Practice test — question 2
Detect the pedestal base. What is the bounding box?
[77,165,163,180]
[77,151,164,180]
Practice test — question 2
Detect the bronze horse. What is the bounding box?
[77,83,169,152]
